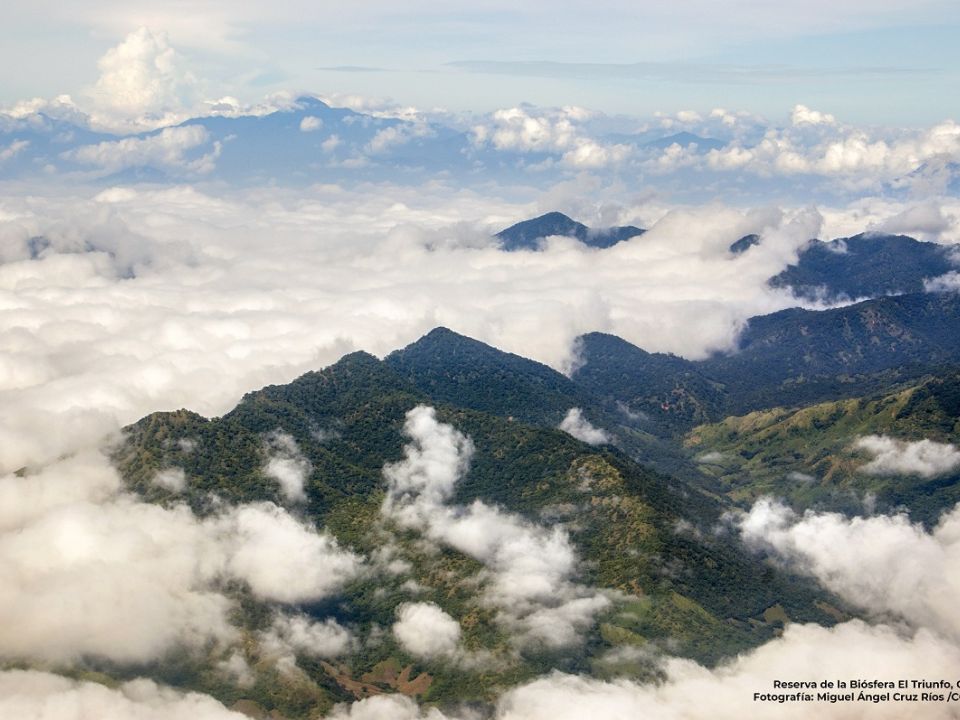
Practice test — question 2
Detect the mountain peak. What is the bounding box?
[495,212,643,251]
[393,326,509,360]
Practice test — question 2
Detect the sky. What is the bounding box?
[2,0,959,123]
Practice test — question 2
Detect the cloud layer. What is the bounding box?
[740,498,960,638]
[0,184,844,476]
[0,449,360,664]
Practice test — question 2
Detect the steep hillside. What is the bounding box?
[769,233,956,301]
[686,372,960,525]
[111,343,846,716]
[574,291,960,428]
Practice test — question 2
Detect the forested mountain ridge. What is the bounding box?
[112,339,848,717]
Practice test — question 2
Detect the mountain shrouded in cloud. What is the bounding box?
[2,12,960,720]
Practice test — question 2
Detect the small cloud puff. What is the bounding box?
[558,408,610,445]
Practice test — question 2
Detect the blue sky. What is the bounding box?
[2,0,959,124]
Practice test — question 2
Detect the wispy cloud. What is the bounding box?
[448,59,936,85]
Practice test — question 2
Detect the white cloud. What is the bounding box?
[473,106,628,168]
[393,602,462,658]
[152,467,186,492]
[0,140,29,163]
[854,435,960,478]
[263,431,310,503]
[0,670,247,720]
[870,201,951,238]
[925,271,960,292]
[0,449,360,664]
[63,126,221,174]
[740,498,960,638]
[382,406,610,648]
[0,187,827,477]
[700,117,960,189]
[217,651,255,687]
[790,104,836,127]
[0,452,235,664]
[676,110,703,123]
[558,408,609,445]
[495,621,960,720]
[561,139,630,169]
[365,123,434,155]
[299,116,323,132]
[89,27,199,131]
[325,693,459,720]
[259,613,354,669]
[225,502,362,604]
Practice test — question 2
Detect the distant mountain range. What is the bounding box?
[576,291,960,421]
[0,97,732,187]
[769,233,957,301]
[495,211,645,250]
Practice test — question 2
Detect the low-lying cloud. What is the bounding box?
[854,435,960,478]
[0,670,246,720]
[558,407,610,445]
[740,498,960,638]
[0,449,361,664]
[382,406,611,648]
[263,431,312,503]
[393,602,463,659]
[0,185,835,476]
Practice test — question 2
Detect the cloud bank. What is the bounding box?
[0,449,360,664]
[740,498,960,638]
[0,185,840,477]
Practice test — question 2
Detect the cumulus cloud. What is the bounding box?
[790,104,836,127]
[382,406,610,647]
[365,123,434,155]
[853,435,960,478]
[259,613,354,670]
[703,119,960,188]
[495,621,960,720]
[63,126,221,174]
[299,116,323,132]
[472,106,629,168]
[0,670,246,720]
[393,602,463,658]
[225,502,362,603]
[740,498,960,638]
[89,27,199,131]
[558,408,610,445]
[325,693,459,720]
[262,431,311,503]
[0,450,360,664]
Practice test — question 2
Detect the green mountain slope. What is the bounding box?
[111,343,847,716]
[574,291,960,430]
[769,233,957,301]
[686,371,960,526]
